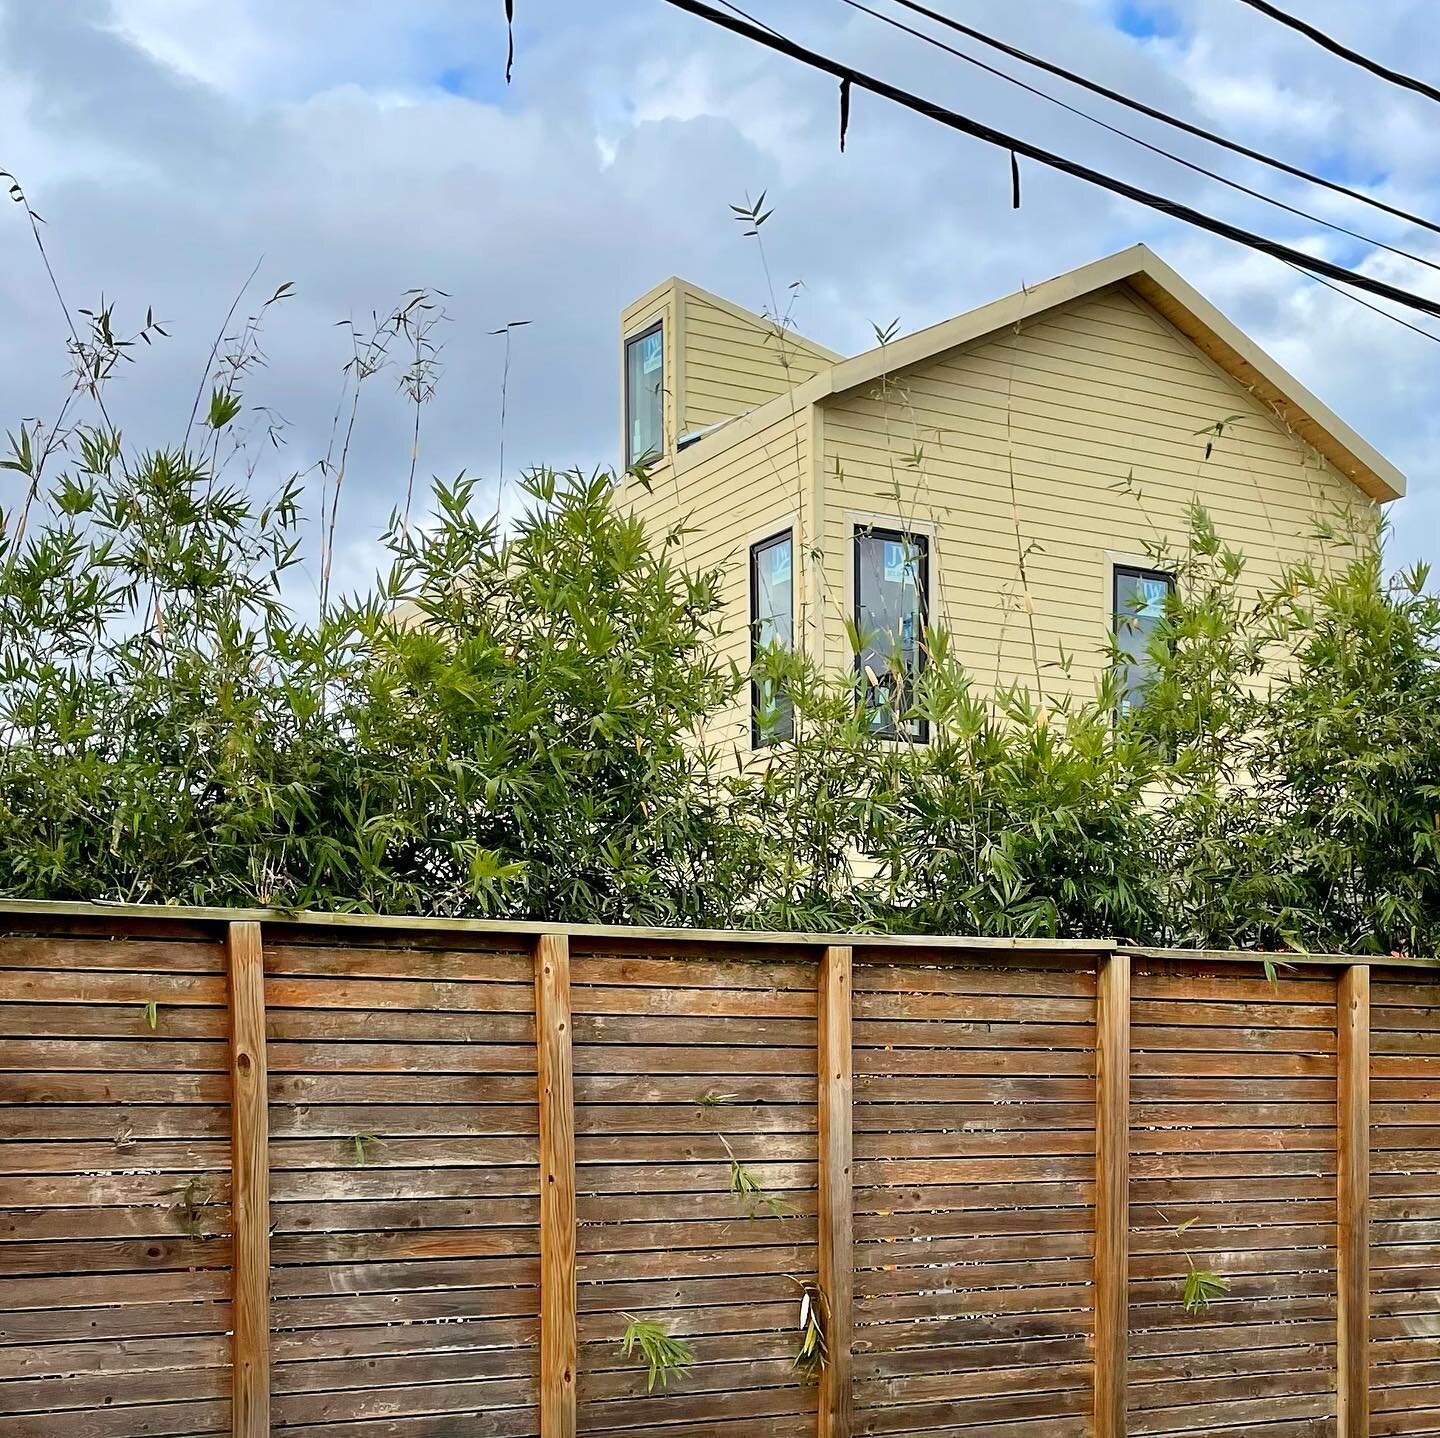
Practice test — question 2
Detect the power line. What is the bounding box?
[853,0,1440,356]
[884,0,1440,241]
[1283,260,1440,348]
[659,0,1440,322]
[838,0,1440,276]
[1235,0,1440,107]
[715,0,782,38]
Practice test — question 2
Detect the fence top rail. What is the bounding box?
[0,897,1111,954]
[0,898,1432,971]
[1124,944,1438,973]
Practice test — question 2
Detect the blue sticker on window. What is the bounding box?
[641,331,663,374]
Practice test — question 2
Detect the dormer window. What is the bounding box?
[625,322,664,467]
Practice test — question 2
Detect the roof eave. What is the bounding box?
[819,244,1405,504]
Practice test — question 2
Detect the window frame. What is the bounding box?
[749,527,795,749]
[1111,561,1176,718]
[852,523,931,744]
[623,320,665,469]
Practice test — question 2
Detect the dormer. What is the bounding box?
[619,277,840,469]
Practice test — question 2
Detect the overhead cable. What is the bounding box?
[1234,0,1440,107]
[659,0,1440,322]
[883,0,1440,240]
[839,0,1440,275]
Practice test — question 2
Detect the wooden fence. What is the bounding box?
[0,901,1435,1437]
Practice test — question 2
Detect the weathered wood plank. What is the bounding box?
[0,909,1411,1438]
[818,944,853,1438]
[535,932,576,1438]
[227,921,269,1438]
[1336,964,1370,1438]
[1094,950,1129,1438]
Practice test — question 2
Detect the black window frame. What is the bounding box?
[852,523,930,744]
[624,320,665,469]
[749,527,795,749]
[1111,562,1176,719]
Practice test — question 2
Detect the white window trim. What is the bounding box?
[843,509,937,639]
[745,510,802,559]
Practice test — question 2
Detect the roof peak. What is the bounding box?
[818,244,1402,502]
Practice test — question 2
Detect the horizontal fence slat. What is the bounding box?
[4,902,1438,1437]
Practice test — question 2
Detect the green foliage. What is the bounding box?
[619,1314,695,1392]
[731,649,887,933]
[1262,957,1295,991]
[207,388,242,431]
[0,419,744,922]
[0,284,1435,956]
[168,1175,213,1240]
[1182,1266,1231,1315]
[721,1135,787,1218]
[693,1090,738,1107]
[348,1134,381,1165]
[1129,505,1440,956]
[355,466,745,924]
[869,648,1165,940]
[793,1283,827,1379]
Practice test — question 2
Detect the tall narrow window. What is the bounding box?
[625,322,664,467]
[750,529,794,746]
[1112,564,1175,715]
[854,525,929,741]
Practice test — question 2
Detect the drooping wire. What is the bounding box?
[1281,261,1440,349]
[715,0,784,39]
[1234,0,1440,108]
[882,0,1440,241]
[837,0,1440,275]
[658,0,1440,323]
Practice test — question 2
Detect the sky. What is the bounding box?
[1,0,1437,603]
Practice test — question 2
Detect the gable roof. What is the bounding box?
[692,244,1403,502]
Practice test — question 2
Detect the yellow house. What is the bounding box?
[617,244,1406,747]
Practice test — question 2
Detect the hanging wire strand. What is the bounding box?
[881,0,1440,240]
[836,0,1440,275]
[658,0,1440,322]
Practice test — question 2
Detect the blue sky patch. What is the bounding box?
[1114,2,1181,39]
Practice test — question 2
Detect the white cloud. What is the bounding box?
[0,0,1435,588]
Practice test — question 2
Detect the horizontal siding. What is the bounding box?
[834,368,1337,495]
[620,409,814,749]
[822,423,1336,542]
[820,283,1374,695]
[681,293,830,434]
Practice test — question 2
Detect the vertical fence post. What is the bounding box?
[225,921,270,1438]
[1094,949,1130,1438]
[817,944,854,1437]
[1337,964,1371,1437]
[535,933,577,1438]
